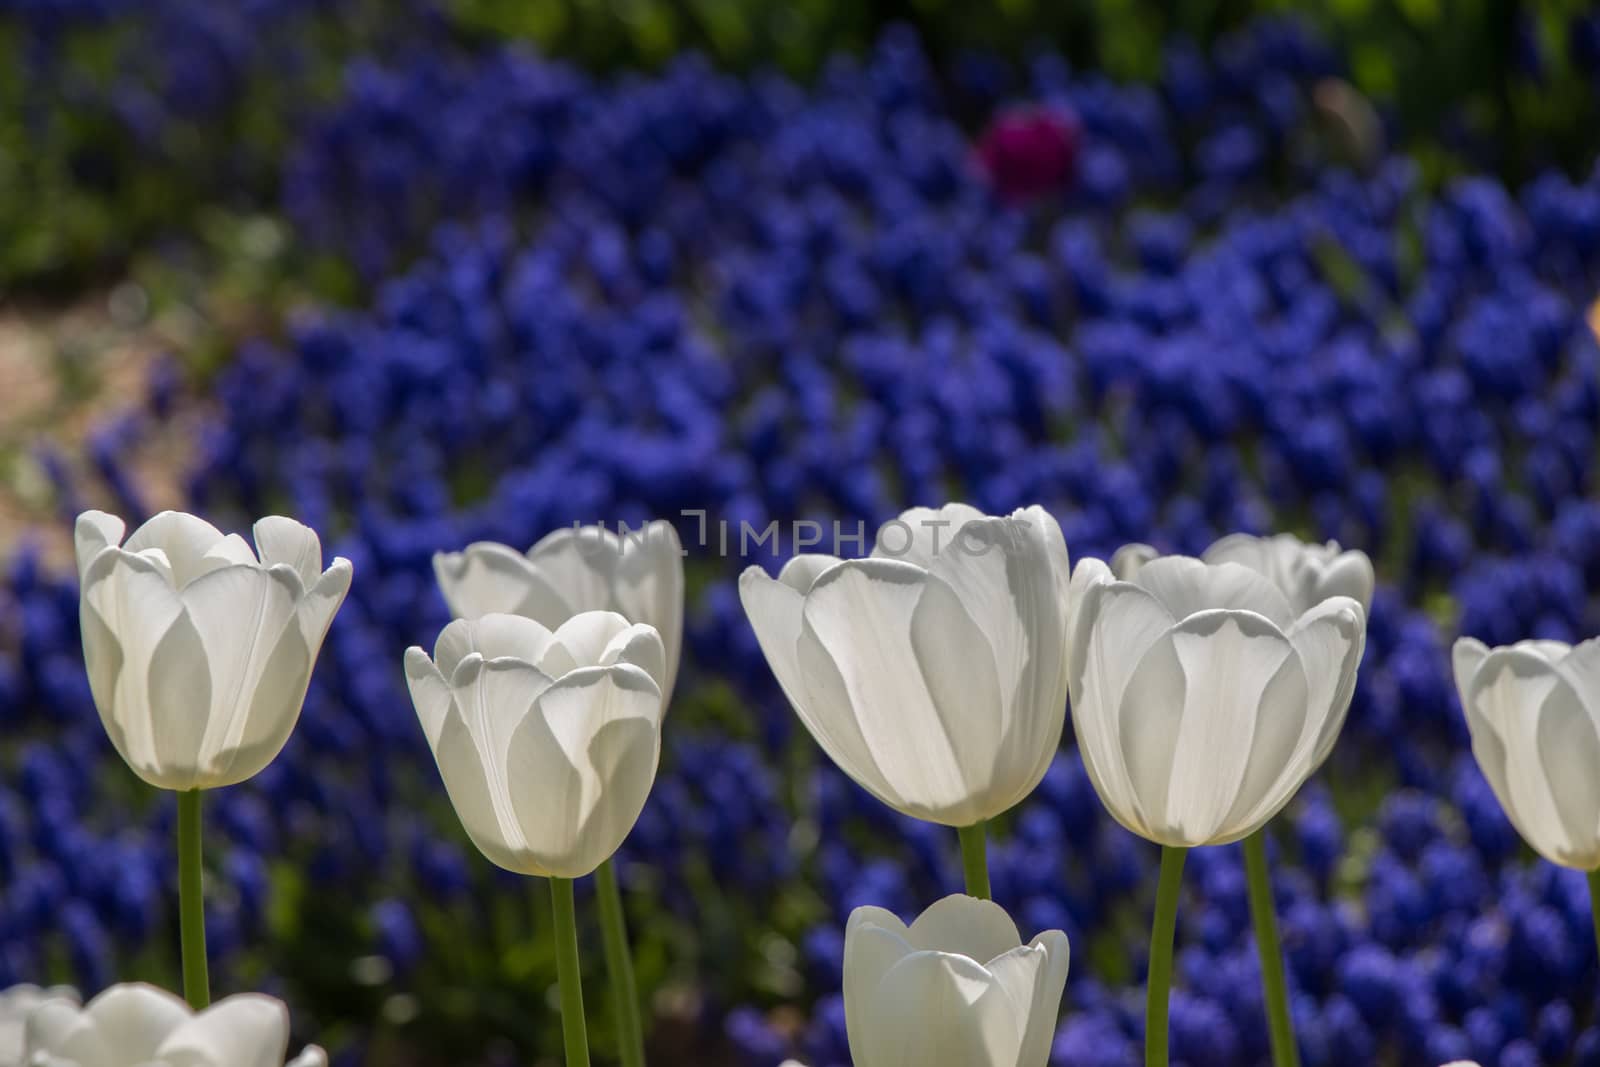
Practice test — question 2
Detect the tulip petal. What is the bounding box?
[253,516,324,592]
[432,699,532,872]
[1465,647,1564,860]
[801,560,979,823]
[125,511,238,586]
[904,894,1022,961]
[740,567,891,808]
[82,550,208,788]
[843,921,916,1049]
[435,614,556,679]
[1290,597,1366,769]
[1317,551,1375,612]
[1123,611,1301,845]
[81,983,190,1061]
[155,994,289,1067]
[433,543,573,621]
[507,664,663,877]
[405,647,453,747]
[74,510,126,579]
[1067,571,1173,836]
[1018,931,1071,1067]
[181,565,302,778]
[1110,542,1157,580]
[778,553,843,592]
[287,1045,329,1067]
[1129,556,1295,628]
[874,504,989,568]
[211,620,312,787]
[547,611,633,671]
[526,526,623,611]
[600,623,668,695]
[1451,637,1491,718]
[1536,675,1600,866]
[985,944,1055,1067]
[292,558,353,654]
[854,951,1014,1067]
[612,519,685,700]
[451,657,556,820]
[25,998,115,1067]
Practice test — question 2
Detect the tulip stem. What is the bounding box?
[1244,831,1300,1067]
[958,822,991,900]
[1146,845,1186,1067]
[176,788,209,1009]
[595,860,646,1067]
[1587,867,1600,964]
[549,877,591,1067]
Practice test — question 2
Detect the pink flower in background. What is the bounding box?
[975,105,1082,202]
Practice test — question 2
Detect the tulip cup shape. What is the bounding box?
[433,521,684,703]
[1451,636,1600,870]
[1068,553,1366,848]
[74,511,352,791]
[844,894,1070,1067]
[25,983,325,1067]
[738,503,1071,828]
[405,611,668,879]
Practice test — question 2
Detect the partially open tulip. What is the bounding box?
[1068,553,1366,847]
[1113,533,1375,614]
[738,504,1071,827]
[433,521,684,702]
[844,895,1069,1067]
[74,510,352,791]
[405,611,667,878]
[1452,636,1600,869]
[25,983,324,1067]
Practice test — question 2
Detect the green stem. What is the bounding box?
[177,789,209,1009]
[1244,831,1300,1067]
[1146,846,1187,1067]
[958,822,991,900]
[594,860,646,1067]
[1587,867,1600,964]
[549,877,591,1067]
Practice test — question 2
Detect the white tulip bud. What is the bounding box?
[74,510,351,791]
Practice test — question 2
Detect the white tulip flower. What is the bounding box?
[405,611,668,879]
[844,895,1070,1067]
[1068,553,1366,847]
[24,983,324,1067]
[433,521,684,703]
[74,510,352,791]
[1113,533,1374,615]
[738,503,1072,827]
[1452,636,1600,870]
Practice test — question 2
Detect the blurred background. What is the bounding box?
[4,1,1600,1064]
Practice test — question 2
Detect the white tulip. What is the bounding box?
[1451,636,1600,870]
[405,611,667,879]
[433,521,684,703]
[24,983,324,1067]
[738,504,1072,827]
[1068,553,1366,847]
[74,510,352,791]
[1,984,77,1067]
[844,895,1069,1067]
[1113,534,1374,615]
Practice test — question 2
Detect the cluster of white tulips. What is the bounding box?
[10,502,1590,1067]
